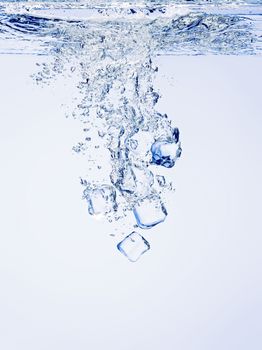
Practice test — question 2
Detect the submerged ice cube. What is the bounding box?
[132,166,154,198]
[151,140,182,168]
[114,165,136,194]
[117,232,150,262]
[133,197,167,229]
[86,185,117,217]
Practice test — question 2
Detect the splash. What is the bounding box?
[0,1,261,261]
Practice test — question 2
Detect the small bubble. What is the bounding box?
[80,178,88,186]
[156,175,166,187]
[72,142,86,153]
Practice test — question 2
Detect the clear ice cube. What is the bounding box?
[132,166,154,198]
[117,232,150,262]
[114,165,136,194]
[151,140,182,168]
[133,197,167,229]
[86,185,117,217]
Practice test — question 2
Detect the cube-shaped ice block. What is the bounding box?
[86,185,117,216]
[133,197,167,229]
[151,140,182,168]
[117,232,150,262]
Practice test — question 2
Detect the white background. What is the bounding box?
[0,54,261,349]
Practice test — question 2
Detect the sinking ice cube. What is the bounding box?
[151,140,182,168]
[117,232,150,262]
[86,185,117,217]
[133,197,167,229]
[132,166,154,197]
[114,165,136,194]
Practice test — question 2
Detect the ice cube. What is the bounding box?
[113,165,136,194]
[133,197,167,229]
[86,185,117,217]
[151,140,182,168]
[132,166,154,198]
[117,232,150,262]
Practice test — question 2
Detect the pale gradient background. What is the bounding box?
[0,54,261,349]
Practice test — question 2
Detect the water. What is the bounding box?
[0,0,261,261]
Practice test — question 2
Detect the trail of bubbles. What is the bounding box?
[31,15,182,258]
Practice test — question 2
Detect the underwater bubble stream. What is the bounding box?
[0,0,261,261]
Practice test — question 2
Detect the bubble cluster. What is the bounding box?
[38,14,182,259]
